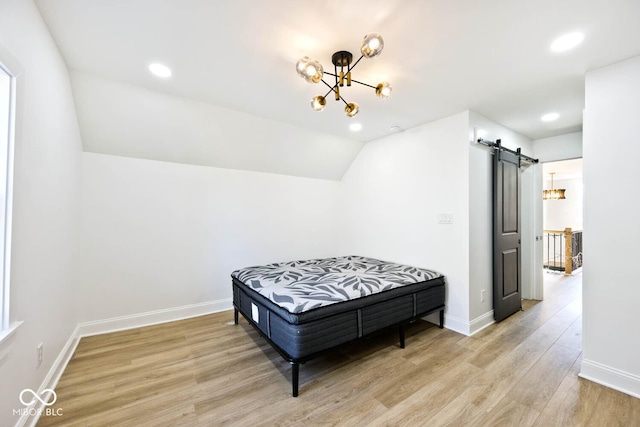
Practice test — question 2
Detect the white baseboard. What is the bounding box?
[442,313,470,336]
[78,299,233,337]
[425,311,495,337]
[469,310,495,336]
[421,310,471,336]
[580,359,640,399]
[18,325,81,427]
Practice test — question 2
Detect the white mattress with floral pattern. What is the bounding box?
[231,255,443,314]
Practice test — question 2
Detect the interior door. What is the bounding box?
[493,145,522,322]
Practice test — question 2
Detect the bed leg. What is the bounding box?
[399,324,405,349]
[291,362,299,397]
[439,309,444,329]
[234,308,239,325]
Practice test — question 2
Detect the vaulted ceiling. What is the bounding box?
[34,0,640,178]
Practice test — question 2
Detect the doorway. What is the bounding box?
[541,158,583,296]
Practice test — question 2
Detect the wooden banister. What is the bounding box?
[564,227,572,275]
[543,229,582,275]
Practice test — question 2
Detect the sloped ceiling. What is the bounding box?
[34,0,640,179]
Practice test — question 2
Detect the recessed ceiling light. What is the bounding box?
[550,32,584,52]
[390,125,402,133]
[349,123,362,132]
[148,63,172,78]
[541,112,560,122]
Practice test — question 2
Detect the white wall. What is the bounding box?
[543,177,583,231]
[581,55,640,397]
[339,110,535,335]
[339,112,471,333]
[524,163,543,300]
[71,71,363,181]
[78,153,341,323]
[534,132,583,163]
[468,112,534,323]
[0,0,82,425]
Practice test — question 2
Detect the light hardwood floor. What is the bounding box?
[38,272,640,426]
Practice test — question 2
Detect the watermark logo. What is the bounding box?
[13,389,63,418]
[19,389,57,406]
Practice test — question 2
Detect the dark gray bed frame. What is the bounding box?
[232,276,445,397]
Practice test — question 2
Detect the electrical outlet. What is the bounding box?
[481,289,486,302]
[36,343,43,368]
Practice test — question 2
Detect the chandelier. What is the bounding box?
[295,33,392,118]
[543,172,566,200]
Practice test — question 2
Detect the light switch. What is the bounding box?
[437,213,453,224]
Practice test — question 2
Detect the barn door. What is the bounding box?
[493,143,522,322]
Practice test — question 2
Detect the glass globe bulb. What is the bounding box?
[311,95,326,111]
[361,33,384,58]
[296,57,323,83]
[296,56,310,77]
[345,102,359,117]
[304,60,323,83]
[375,81,392,99]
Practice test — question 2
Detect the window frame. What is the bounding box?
[0,60,16,333]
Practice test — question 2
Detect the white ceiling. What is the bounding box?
[543,158,583,180]
[34,0,640,150]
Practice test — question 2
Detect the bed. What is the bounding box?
[231,255,446,396]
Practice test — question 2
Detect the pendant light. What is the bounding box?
[543,172,566,200]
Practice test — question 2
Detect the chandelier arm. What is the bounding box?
[320,79,349,105]
[320,79,336,91]
[350,79,378,90]
[324,72,377,89]
[349,54,365,72]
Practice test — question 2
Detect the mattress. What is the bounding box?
[232,256,445,360]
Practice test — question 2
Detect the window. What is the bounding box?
[0,61,15,334]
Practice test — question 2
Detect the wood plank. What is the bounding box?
[506,341,582,412]
[425,395,487,426]
[533,355,603,426]
[473,396,540,427]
